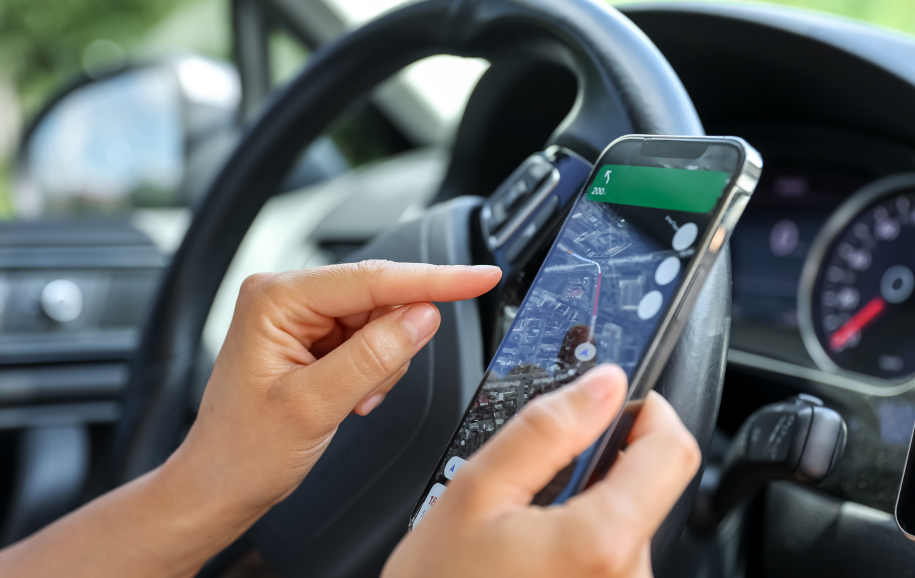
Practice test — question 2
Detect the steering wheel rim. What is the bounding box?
[114,1,726,575]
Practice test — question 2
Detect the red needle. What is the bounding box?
[829,296,887,351]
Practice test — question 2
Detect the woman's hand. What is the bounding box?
[0,260,502,578]
[383,365,701,578]
[167,260,502,518]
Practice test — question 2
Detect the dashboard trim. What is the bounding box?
[0,246,166,269]
[0,401,120,430]
[0,363,128,404]
[728,348,915,397]
[0,329,138,365]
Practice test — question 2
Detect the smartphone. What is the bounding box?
[409,135,762,529]
[895,424,915,540]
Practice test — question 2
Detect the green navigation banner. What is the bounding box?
[585,164,729,214]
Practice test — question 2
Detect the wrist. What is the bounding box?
[157,441,270,527]
[147,444,268,572]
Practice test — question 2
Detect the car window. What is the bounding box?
[0,0,233,222]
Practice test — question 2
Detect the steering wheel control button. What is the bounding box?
[672,222,698,251]
[489,157,551,231]
[503,179,531,212]
[574,342,597,362]
[654,256,681,286]
[412,483,447,529]
[505,194,559,263]
[483,155,560,249]
[41,279,83,323]
[443,457,468,480]
[637,290,663,320]
[526,157,552,183]
[881,265,913,304]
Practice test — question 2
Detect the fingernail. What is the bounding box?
[470,265,502,273]
[361,393,385,414]
[581,365,626,402]
[401,303,438,342]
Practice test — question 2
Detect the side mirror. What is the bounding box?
[15,56,241,218]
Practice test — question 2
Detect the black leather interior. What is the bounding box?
[763,482,915,577]
[113,1,728,576]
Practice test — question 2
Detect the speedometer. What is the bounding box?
[799,175,915,389]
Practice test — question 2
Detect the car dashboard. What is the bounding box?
[622,3,915,518]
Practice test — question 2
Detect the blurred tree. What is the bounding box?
[0,0,195,116]
[765,0,915,34]
[611,0,915,37]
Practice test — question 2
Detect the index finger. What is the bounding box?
[262,260,502,320]
[565,391,701,542]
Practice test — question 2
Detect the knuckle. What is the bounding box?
[353,327,401,378]
[588,532,637,575]
[239,272,273,300]
[518,397,570,442]
[393,361,410,378]
[354,260,393,304]
[355,259,392,281]
[238,273,282,315]
[559,517,628,576]
[449,464,482,494]
[445,466,489,510]
[666,426,702,473]
[582,549,622,577]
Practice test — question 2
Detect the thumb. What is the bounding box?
[454,365,628,510]
[287,303,441,428]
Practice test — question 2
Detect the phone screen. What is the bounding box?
[411,138,744,528]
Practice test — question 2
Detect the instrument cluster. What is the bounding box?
[730,166,915,393]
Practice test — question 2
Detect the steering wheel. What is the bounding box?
[113,0,730,576]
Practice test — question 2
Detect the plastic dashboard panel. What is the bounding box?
[622,3,915,145]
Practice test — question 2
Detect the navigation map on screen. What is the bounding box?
[411,162,730,527]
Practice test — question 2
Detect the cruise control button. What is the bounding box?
[527,158,552,183]
[504,179,531,211]
[506,195,559,263]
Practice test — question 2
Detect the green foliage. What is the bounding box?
[762,0,915,35]
[0,162,12,218]
[0,0,194,115]
[610,0,915,38]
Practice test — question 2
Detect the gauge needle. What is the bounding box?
[828,296,887,351]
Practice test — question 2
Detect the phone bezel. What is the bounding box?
[573,135,761,490]
[895,422,915,540]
